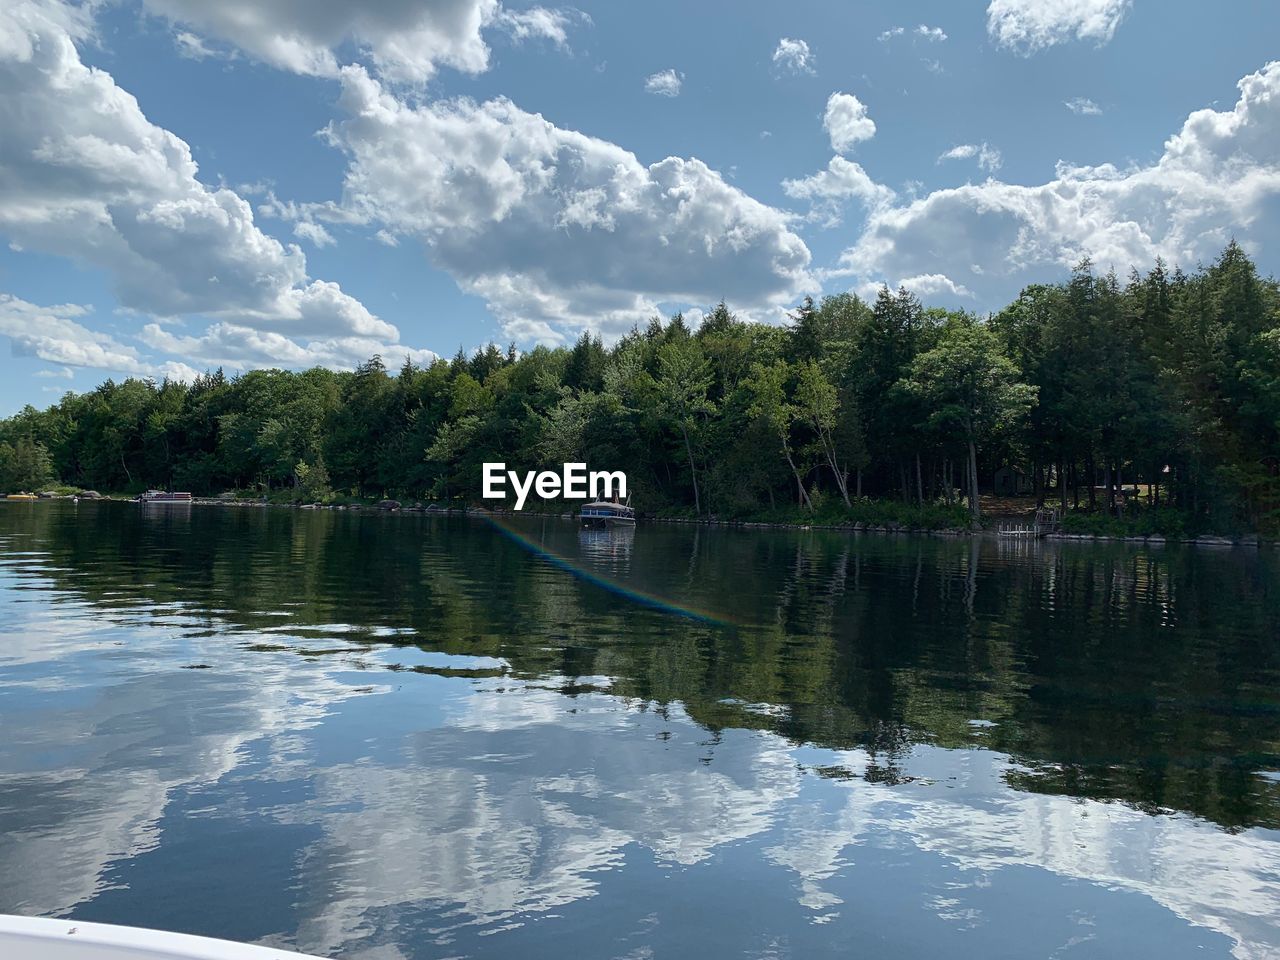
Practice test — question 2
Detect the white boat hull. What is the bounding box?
[0,916,328,960]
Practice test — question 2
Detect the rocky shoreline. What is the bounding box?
[18,491,1269,548]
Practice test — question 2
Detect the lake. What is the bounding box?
[1,501,1278,959]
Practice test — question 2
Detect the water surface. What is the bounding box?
[1,502,1278,959]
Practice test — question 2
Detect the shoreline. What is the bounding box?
[12,493,1270,549]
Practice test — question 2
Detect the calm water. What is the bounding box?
[1,503,1279,959]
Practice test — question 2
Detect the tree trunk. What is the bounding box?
[778,445,808,512]
[856,469,862,499]
[781,433,812,510]
[680,425,701,516]
[915,452,924,506]
[819,429,850,506]
[967,438,981,521]
[831,464,851,506]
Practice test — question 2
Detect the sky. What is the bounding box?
[1,0,1278,414]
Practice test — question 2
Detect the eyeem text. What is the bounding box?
[482,463,627,511]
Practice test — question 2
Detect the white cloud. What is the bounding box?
[937,141,1003,172]
[831,61,1280,308]
[823,92,875,153]
[293,221,336,247]
[141,0,488,81]
[880,24,947,43]
[34,366,75,379]
[321,66,811,342]
[848,273,974,303]
[987,0,1131,54]
[644,68,682,98]
[782,157,895,227]
[489,6,579,47]
[0,294,198,378]
[898,273,973,298]
[139,321,434,372]
[140,0,581,84]
[1065,96,1103,115]
[0,0,425,371]
[0,295,144,372]
[772,38,814,76]
[172,30,221,61]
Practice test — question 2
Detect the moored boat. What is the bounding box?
[5,492,38,501]
[0,915,328,960]
[139,490,193,503]
[579,499,636,528]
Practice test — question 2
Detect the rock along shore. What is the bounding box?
[32,493,1269,549]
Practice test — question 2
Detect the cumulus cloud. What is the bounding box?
[138,321,434,372]
[0,294,199,381]
[1065,96,1103,115]
[489,5,579,47]
[897,273,973,298]
[987,0,1131,54]
[140,0,580,84]
[823,92,875,153]
[293,221,336,247]
[321,66,811,341]
[831,61,1280,308]
[644,68,682,97]
[782,157,895,227]
[0,0,426,371]
[937,141,1003,172]
[772,38,814,76]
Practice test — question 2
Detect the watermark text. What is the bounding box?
[483,463,627,510]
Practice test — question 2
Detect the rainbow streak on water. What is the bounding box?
[483,515,741,627]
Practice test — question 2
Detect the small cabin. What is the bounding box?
[993,465,1033,496]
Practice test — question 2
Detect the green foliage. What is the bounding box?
[294,456,332,502]
[0,435,54,492]
[1058,507,1190,539]
[1,243,1276,532]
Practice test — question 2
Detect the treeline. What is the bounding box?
[2,242,1277,530]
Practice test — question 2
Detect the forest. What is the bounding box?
[1,242,1277,534]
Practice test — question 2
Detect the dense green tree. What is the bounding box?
[900,323,1036,521]
[0,436,54,492]
[654,339,715,516]
[1,242,1275,531]
[745,360,812,509]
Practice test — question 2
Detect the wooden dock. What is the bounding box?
[997,508,1061,538]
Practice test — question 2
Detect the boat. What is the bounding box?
[5,492,38,501]
[579,499,636,528]
[0,915,328,960]
[139,490,194,503]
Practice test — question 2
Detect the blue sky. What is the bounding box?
[1,0,1278,414]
